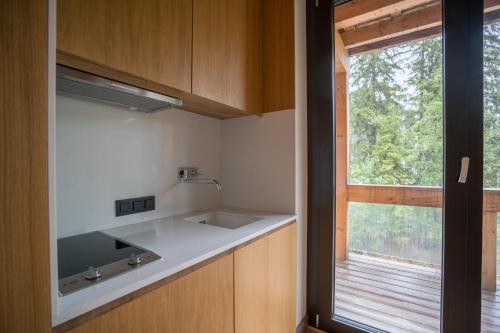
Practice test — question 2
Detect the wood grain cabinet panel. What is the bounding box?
[68,254,234,333]
[262,0,295,112]
[234,223,297,333]
[192,0,262,115]
[57,0,192,93]
[1,0,51,332]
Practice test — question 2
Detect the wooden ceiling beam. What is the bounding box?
[335,29,350,73]
[340,2,442,49]
[485,0,500,13]
[348,5,500,56]
[334,0,434,30]
[349,26,441,55]
[339,0,500,50]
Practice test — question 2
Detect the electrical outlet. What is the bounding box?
[115,196,155,217]
[178,167,198,180]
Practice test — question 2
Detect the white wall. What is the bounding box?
[56,95,222,237]
[295,0,308,325]
[221,110,295,214]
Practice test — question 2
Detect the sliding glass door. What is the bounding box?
[307,0,486,332]
[333,12,444,330]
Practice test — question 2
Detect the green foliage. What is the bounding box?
[349,37,443,186]
[346,23,500,264]
[484,23,500,189]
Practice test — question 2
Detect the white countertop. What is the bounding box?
[53,207,296,326]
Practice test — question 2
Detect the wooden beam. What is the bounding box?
[339,1,500,51]
[334,0,434,30]
[485,0,500,13]
[347,185,500,213]
[334,29,350,73]
[349,6,500,55]
[349,25,441,55]
[482,212,497,290]
[340,2,442,49]
[335,72,348,261]
[485,189,500,213]
[348,184,442,208]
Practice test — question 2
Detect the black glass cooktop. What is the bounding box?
[57,231,146,279]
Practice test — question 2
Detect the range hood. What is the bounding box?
[56,65,182,113]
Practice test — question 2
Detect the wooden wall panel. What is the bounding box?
[68,254,234,333]
[262,0,295,113]
[234,223,296,333]
[0,0,51,332]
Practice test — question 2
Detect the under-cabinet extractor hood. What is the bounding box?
[56,65,182,113]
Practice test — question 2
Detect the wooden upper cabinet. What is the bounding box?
[263,0,295,113]
[57,0,294,118]
[57,0,192,93]
[192,0,262,115]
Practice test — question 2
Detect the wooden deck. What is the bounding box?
[335,254,500,332]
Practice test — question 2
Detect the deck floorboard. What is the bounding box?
[335,254,500,332]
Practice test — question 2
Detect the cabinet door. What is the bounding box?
[234,223,297,333]
[192,0,262,114]
[69,254,234,333]
[57,0,192,92]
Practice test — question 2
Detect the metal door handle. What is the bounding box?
[458,156,470,183]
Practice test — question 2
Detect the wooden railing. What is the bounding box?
[336,184,500,290]
[347,184,500,212]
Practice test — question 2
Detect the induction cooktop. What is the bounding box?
[58,231,161,295]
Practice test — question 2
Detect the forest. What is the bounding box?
[347,22,500,266]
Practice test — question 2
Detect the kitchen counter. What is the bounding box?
[53,207,296,326]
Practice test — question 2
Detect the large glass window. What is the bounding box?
[333,5,444,330]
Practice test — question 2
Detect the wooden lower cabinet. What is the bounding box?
[64,222,296,333]
[234,223,297,333]
[69,254,234,333]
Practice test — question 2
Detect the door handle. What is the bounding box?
[458,156,470,183]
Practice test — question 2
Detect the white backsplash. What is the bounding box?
[56,95,295,239]
[56,95,222,237]
[221,110,295,214]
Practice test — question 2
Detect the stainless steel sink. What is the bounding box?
[184,211,262,229]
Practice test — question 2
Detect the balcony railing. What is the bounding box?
[336,184,500,290]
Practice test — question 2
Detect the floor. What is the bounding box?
[334,253,500,333]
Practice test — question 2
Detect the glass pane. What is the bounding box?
[348,203,442,265]
[333,1,443,331]
[481,11,500,333]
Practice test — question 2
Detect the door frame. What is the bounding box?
[306,0,485,332]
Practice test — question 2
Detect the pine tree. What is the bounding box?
[403,37,443,186]
[484,22,500,189]
[349,48,409,185]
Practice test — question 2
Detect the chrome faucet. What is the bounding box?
[178,167,222,192]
